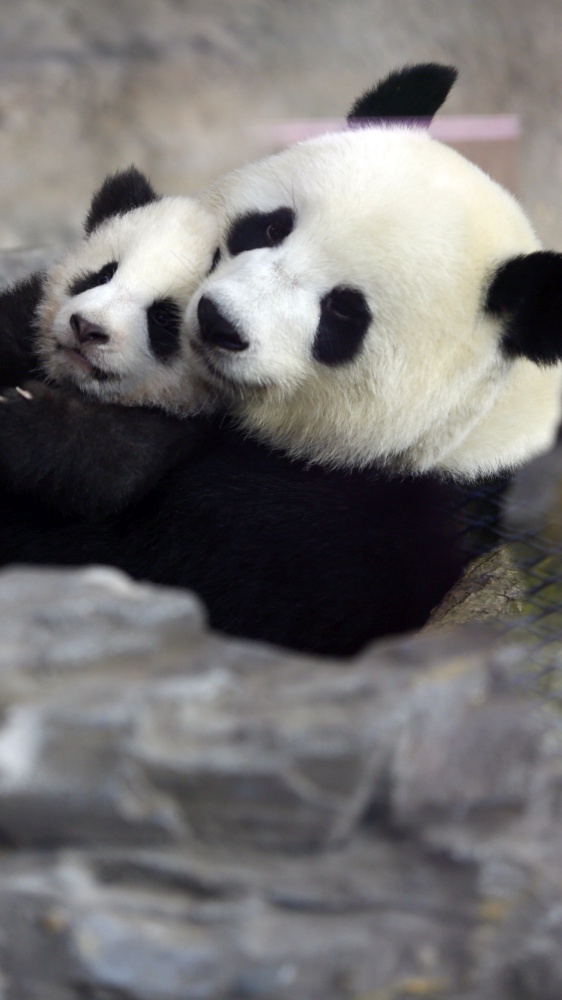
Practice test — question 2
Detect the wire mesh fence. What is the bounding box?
[447,446,562,691]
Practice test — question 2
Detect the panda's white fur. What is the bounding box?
[188,118,562,480]
[37,195,218,414]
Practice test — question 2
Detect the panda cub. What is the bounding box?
[188,63,562,482]
[0,166,218,517]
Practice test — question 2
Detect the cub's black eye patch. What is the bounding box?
[209,247,221,273]
[68,261,118,297]
[227,207,295,256]
[313,286,372,367]
[147,298,182,360]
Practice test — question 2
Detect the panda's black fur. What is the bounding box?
[83,166,159,235]
[0,272,45,387]
[0,67,515,656]
[348,62,458,124]
[0,407,469,655]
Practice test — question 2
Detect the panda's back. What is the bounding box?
[109,424,472,655]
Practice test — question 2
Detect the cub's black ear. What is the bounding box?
[84,166,160,236]
[347,63,458,127]
[486,251,562,365]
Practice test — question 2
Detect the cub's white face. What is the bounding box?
[37,197,218,413]
[187,127,562,478]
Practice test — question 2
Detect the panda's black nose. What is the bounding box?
[197,296,248,352]
[70,313,110,346]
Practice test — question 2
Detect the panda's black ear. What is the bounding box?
[347,63,458,127]
[84,166,160,236]
[486,251,562,365]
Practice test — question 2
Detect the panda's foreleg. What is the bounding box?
[0,381,204,520]
[0,271,45,386]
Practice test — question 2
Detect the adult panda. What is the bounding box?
[188,63,562,483]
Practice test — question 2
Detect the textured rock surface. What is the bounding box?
[0,564,559,999]
[425,545,526,631]
[0,0,561,249]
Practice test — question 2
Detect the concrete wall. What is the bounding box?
[1,0,561,249]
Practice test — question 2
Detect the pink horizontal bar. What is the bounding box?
[432,115,521,142]
[256,115,521,146]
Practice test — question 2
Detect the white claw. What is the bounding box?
[15,387,33,400]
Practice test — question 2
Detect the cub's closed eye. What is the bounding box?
[68,260,118,297]
[153,310,172,327]
[209,247,221,273]
[227,207,295,256]
[148,301,181,330]
[97,262,118,285]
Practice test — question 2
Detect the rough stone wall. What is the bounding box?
[0,0,561,249]
[0,562,561,1000]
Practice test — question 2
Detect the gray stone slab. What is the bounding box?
[0,562,557,997]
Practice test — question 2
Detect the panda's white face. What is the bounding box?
[187,127,562,478]
[37,196,218,414]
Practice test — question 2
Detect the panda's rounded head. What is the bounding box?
[187,65,562,480]
[37,167,218,414]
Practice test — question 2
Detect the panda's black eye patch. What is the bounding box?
[68,261,118,297]
[147,298,182,361]
[227,207,295,256]
[313,286,372,367]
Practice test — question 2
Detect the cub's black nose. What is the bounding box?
[197,296,248,352]
[70,314,109,345]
